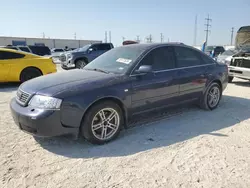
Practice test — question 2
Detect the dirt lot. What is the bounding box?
[1,68,250,188]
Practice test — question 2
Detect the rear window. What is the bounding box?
[52,49,64,52]
[29,46,51,56]
[0,51,25,60]
[4,46,18,50]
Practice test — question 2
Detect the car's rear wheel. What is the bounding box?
[81,101,123,144]
[75,59,87,69]
[228,76,234,83]
[20,68,42,82]
[200,82,222,110]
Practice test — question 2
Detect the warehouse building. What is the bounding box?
[0,36,102,49]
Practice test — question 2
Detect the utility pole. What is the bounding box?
[109,31,111,43]
[204,14,212,45]
[160,33,164,43]
[104,31,108,43]
[136,35,140,43]
[193,15,197,46]
[42,32,45,38]
[230,27,234,45]
[146,34,152,43]
[122,36,125,42]
[74,32,76,40]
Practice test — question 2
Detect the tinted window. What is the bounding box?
[139,47,175,71]
[214,47,225,53]
[0,51,25,60]
[175,46,201,68]
[200,54,215,65]
[93,44,111,51]
[53,49,64,52]
[5,46,18,50]
[19,47,30,53]
[29,46,51,56]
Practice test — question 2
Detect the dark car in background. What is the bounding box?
[10,43,228,144]
[4,45,51,56]
[205,46,225,58]
[60,43,114,69]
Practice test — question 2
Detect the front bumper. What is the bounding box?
[228,66,250,80]
[61,59,75,69]
[10,98,78,137]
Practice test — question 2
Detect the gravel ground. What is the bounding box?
[1,68,250,188]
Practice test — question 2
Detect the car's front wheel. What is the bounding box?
[81,101,124,144]
[75,59,87,69]
[200,82,222,110]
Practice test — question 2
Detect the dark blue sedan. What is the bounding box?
[10,43,228,144]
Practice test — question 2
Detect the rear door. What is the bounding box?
[174,46,209,101]
[130,46,179,113]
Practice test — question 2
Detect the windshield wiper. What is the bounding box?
[85,68,109,74]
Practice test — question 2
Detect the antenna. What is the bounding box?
[204,14,212,45]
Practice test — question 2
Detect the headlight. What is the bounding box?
[29,95,62,109]
[66,53,72,59]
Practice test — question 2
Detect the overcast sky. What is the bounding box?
[1,0,250,46]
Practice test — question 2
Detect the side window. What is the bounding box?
[19,47,30,53]
[174,46,201,68]
[200,54,215,65]
[99,44,111,50]
[139,47,176,71]
[0,51,25,60]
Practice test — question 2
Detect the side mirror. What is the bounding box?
[88,48,93,53]
[135,65,152,74]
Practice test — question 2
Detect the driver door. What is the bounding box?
[130,46,179,114]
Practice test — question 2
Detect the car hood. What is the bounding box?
[20,69,121,96]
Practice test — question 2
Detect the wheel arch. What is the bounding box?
[80,97,128,129]
[74,57,89,64]
[19,66,43,81]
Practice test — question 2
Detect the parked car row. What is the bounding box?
[10,43,228,144]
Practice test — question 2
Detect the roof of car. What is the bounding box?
[0,47,32,55]
[117,42,185,50]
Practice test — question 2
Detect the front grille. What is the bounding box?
[230,58,250,68]
[59,54,66,62]
[16,89,31,106]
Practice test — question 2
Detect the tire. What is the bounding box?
[75,59,87,69]
[200,82,222,110]
[228,76,234,83]
[20,68,42,82]
[81,101,124,145]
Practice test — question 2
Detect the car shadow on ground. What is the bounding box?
[35,95,250,159]
[232,81,250,87]
[0,83,20,93]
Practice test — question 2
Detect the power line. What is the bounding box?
[204,14,212,45]
[230,27,234,45]
[193,15,197,46]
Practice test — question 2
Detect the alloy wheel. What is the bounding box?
[208,86,220,108]
[91,108,120,140]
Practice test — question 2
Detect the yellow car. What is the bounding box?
[0,48,57,83]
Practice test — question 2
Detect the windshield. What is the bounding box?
[84,46,145,74]
[221,49,238,56]
[205,46,215,51]
[78,45,91,52]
